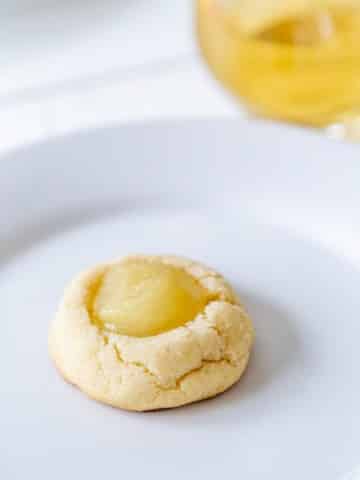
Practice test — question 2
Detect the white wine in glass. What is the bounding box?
[197,0,360,138]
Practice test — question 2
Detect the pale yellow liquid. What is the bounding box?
[92,260,209,337]
[198,0,360,127]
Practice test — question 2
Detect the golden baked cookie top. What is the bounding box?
[49,255,254,411]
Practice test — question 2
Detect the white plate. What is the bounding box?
[1,120,360,480]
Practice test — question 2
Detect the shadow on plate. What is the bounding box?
[232,289,301,398]
[146,290,304,426]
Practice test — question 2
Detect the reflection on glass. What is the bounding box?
[197,0,360,137]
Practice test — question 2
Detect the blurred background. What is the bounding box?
[0,1,238,153]
[2,0,359,152]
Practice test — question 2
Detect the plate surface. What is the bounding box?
[1,120,360,479]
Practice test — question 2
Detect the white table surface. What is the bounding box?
[0,0,240,154]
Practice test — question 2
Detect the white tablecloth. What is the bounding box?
[0,1,240,154]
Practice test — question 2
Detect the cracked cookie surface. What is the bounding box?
[49,255,254,411]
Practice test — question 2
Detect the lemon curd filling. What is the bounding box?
[50,255,254,410]
[91,259,209,337]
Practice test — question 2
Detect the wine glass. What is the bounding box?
[197,0,360,140]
